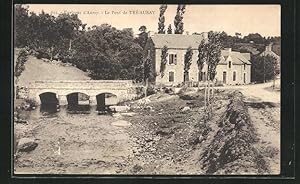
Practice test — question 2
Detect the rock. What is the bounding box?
[181,106,191,112]
[110,106,130,112]
[131,164,143,173]
[112,113,122,118]
[17,138,38,152]
[111,120,131,127]
[120,112,136,117]
[144,106,153,111]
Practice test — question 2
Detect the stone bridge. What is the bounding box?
[27,80,142,105]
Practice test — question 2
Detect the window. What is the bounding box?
[244,64,246,70]
[228,61,231,68]
[169,71,174,82]
[169,54,177,65]
[198,72,206,81]
[233,71,236,81]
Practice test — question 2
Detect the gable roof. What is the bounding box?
[219,50,251,65]
[150,33,207,49]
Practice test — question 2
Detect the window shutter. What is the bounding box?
[174,54,177,65]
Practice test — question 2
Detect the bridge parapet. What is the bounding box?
[29,80,134,90]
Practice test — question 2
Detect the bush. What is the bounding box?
[146,85,156,96]
[23,98,38,110]
[215,80,224,87]
[35,48,50,60]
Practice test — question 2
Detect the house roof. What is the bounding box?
[149,34,251,65]
[150,33,207,49]
[219,50,251,65]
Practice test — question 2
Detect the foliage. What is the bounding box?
[14,5,30,47]
[14,6,83,60]
[251,55,280,83]
[158,5,167,34]
[174,5,186,34]
[160,45,168,77]
[167,24,172,34]
[70,24,144,81]
[135,25,148,49]
[197,40,207,71]
[198,31,225,81]
[15,49,28,79]
[184,46,193,78]
[144,55,153,81]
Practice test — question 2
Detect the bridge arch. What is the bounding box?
[96,92,118,107]
[39,92,59,105]
[39,92,59,112]
[66,92,90,105]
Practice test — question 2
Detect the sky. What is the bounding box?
[27,4,281,37]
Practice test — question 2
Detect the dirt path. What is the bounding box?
[237,81,281,174]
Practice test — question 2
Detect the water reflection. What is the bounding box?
[67,104,91,114]
[40,103,59,114]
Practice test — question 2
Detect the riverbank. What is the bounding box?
[14,87,280,174]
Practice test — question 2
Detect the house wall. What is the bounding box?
[214,64,251,85]
[154,48,251,86]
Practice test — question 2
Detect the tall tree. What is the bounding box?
[160,45,168,77]
[198,31,224,115]
[174,5,186,34]
[198,31,224,81]
[184,47,193,81]
[167,24,172,34]
[158,5,168,34]
[197,39,207,73]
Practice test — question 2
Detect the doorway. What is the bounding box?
[223,71,227,84]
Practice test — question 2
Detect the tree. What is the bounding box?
[158,5,167,34]
[251,55,279,83]
[15,48,28,98]
[198,31,224,113]
[70,24,144,81]
[167,24,172,34]
[135,25,148,49]
[14,4,30,47]
[198,31,224,81]
[174,5,186,34]
[15,48,28,83]
[243,33,264,44]
[197,40,207,74]
[184,46,193,82]
[160,45,168,77]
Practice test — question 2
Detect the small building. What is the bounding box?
[144,34,251,86]
[260,43,280,62]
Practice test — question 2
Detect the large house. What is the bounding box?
[144,33,251,86]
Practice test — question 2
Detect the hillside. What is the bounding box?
[14,48,91,87]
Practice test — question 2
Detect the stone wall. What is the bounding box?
[27,80,140,105]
